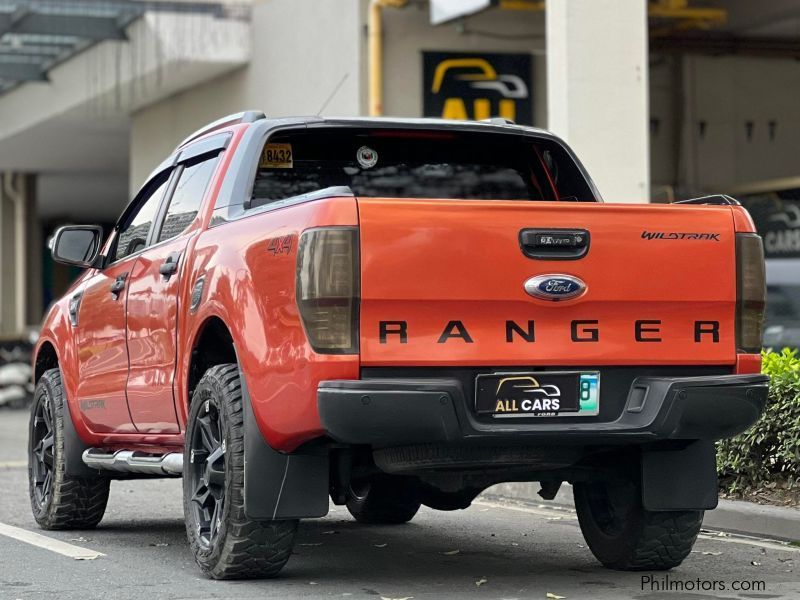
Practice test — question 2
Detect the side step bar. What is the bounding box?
[82,449,183,476]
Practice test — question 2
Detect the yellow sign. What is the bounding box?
[423,51,532,124]
[260,143,293,169]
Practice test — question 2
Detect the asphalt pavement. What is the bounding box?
[0,407,797,600]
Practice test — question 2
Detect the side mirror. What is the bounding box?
[51,225,104,268]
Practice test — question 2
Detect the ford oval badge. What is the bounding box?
[524,274,587,301]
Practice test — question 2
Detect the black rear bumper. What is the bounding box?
[317,373,768,447]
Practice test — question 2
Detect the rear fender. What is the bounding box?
[183,196,359,451]
[182,310,330,519]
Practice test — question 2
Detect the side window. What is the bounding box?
[157,154,220,243]
[113,174,171,262]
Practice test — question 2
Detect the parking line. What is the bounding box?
[0,460,27,469]
[474,499,578,520]
[698,531,800,554]
[475,499,800,554]
[0,522,104,560]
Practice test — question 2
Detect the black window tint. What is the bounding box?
[253,161,532,205]
[250,128,599,209]
[114,175,170,262]
[540,146,595,201]
[158,155,219,243]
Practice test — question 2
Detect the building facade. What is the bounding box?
[0,0,799,333]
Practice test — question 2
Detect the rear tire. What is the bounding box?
[574,478,703,571]
[346,475,421,524]
[28,369,110,530]
[183,364,297,579]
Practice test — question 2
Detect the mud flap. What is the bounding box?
[60,386,100,478]
[641,440,718,511]
[241,373,329,520]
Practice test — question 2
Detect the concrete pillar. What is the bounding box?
[25,176,42,327]
[0,172,38,335]
[0,175,15,334]
[546,0,650,203]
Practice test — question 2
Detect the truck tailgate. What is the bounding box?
[358,199,736,366]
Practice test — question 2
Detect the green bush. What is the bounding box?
[717,348,800,493]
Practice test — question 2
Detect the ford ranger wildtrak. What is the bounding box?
[29,112,768,579]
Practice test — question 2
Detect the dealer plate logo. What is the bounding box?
[495,376,561,413]
[524,274,586,301]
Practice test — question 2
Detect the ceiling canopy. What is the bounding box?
[0,1,241,95]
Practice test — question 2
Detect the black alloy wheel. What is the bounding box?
[183,363,297,579]
[30,392,55,509]
[188,398,227,549]
[28,368,109,530]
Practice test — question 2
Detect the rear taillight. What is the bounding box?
[735,233,766,353]
[296,227,359,354]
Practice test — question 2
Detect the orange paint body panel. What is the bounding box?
[732,205,758,233]
[182,197,360,450]
[124,234,192,434]
[73,259,138,433]
[359,199,738,367]
[736,353,763,374]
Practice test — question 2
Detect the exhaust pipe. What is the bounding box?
[82,449,183,476]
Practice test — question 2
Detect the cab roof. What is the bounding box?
[177,111,553,151]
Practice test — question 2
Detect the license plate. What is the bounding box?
[475,371,600,418]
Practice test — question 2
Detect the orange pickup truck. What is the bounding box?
[29,112,768,579]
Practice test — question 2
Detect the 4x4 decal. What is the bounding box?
[266,234,294,256]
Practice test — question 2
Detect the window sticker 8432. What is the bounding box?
[260,143,293,169]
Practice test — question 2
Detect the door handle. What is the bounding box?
[110,272,128,298]
[159,252,182,279]
[68,291,83,326]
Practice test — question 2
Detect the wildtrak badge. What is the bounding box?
[641,231,721,241]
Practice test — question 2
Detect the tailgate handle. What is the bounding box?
[519,228,590,260]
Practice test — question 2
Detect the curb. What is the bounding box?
[483,482,800,542]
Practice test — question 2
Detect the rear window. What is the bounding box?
[250,128,596,209]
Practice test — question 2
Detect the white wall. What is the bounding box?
[547,0,650,203]
[0,8,251,224]
[130,0,364,191]
[378,3,547,126]
[650,54,800,193]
